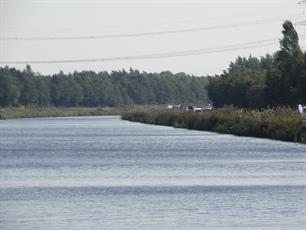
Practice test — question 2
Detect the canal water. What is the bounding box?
[0,116,306,229]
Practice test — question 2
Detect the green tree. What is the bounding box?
[0,70,20,106]
[267,20,304,106]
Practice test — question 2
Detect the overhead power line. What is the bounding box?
[0,38,280,65]
[0,14,301,41]
[295,20,306,25]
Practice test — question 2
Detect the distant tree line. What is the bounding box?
[207,20,306,108]
[0,66,208,107]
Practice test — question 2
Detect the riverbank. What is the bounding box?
[0,106,150,120]
[122,107,306,143]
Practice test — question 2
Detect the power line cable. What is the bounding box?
[0,37,282,65]
[0,14,301,41]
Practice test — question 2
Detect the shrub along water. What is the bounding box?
[122,107,306,143]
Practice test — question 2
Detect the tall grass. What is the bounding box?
[122,107,306,143]
[0,105,150,120]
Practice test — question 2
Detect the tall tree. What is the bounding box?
[266,20,304,106]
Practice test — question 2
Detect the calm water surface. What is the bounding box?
[0,116,306,229]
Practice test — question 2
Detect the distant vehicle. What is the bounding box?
[298,104,306,114]
[193,107,203,112]
[187,105,194,111]
[203,105,213,111]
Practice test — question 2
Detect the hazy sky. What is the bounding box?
[0,0,304,76]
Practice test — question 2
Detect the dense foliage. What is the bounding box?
[122,107,306,143]
[207,20,306,108]
[0,67,208,107]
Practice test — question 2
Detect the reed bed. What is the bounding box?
[0,106,147,120]
[122,107,306,143]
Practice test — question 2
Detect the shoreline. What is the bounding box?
[2,106,306,144]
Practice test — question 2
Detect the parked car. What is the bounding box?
[298,104,306,114]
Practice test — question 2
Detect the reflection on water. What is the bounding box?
[0,116,306,229]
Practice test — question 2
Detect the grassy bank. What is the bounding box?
[0,106,148,120]
[122,107,306,143]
